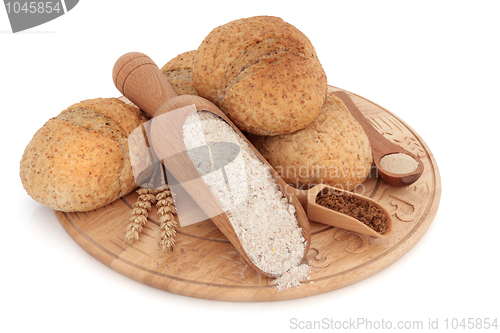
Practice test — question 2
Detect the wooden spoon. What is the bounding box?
[331,91,424,187]
[286,184,393,239]
[112,52,311,278]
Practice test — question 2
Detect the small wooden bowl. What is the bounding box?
[287,184,393,239]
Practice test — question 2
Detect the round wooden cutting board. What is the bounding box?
[55,86,441,301]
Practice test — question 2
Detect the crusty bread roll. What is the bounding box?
[193,16,327,136]
[249,92,373,191]
[161,50,198,96]
[20,98,149,212]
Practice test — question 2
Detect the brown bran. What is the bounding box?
[316,190,388,234]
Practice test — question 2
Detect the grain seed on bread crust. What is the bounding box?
[20,98,148,212]
[249,92,373,191]
[161,50,198,96]
[193,16,327,136]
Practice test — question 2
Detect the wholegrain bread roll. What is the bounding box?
[249,92,373,191]
[20,98,149,212]
[193,16,327,136]
[161,50,198,96]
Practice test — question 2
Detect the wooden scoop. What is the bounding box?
[286,184,393,239]
[112,52,311,278]
[331,91,424,187]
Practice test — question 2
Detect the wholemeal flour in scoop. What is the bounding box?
[182,111,310,290]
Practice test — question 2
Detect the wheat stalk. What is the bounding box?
[124,164,178,251]
[157,186,178,252]
[124,188,160,244]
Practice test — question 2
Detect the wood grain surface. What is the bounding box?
[55,86,441,301]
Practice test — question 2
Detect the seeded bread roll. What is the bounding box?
[20,98,149,212]
[249,92,373,191]
[193,16,327,136]
[161,50,198,96]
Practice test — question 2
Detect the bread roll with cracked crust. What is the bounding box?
[193,16,327,136]
[161,50,198,96]
[20,98,149,212]
[249,92,373,191]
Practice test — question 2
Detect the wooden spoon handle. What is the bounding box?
[331,91,405,159]
[332,90,424,186]
[331,91,387,146]
[112,52,178,117]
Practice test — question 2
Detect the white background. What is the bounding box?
[2,1,499,332]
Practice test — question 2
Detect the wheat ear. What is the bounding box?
[124,188,160,243]
[157,186,178,252]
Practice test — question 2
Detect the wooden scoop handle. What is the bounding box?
[112,52,178,117]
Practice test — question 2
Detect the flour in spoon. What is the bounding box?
[183,111,310,289]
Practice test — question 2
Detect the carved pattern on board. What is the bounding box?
[334,229,370,254]
[388,182,430,222]
[307,247,334,269]
[368,115,426,158]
